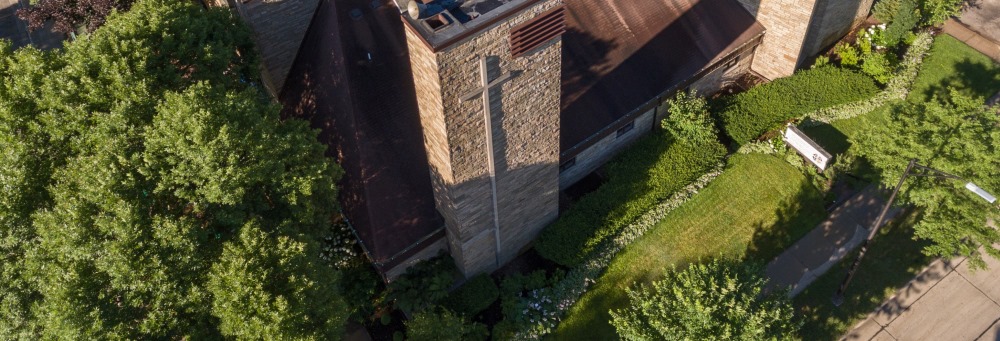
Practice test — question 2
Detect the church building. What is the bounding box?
[253,0,874,279]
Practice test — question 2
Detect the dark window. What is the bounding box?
[559,157,577,173]
[616,120,635,138]
[723,56,740,70]
[510,6,566,58]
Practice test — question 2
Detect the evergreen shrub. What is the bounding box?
[872,0,902,23]
[406,308,488,341]
[717,66,878,146]
[441,274,499,317]
[386,253,457,313]
[883,0,920,46]
[535,134,726,267]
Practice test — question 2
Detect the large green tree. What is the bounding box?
[853,90,1000,268]
[610,260,799,340]
[0,0,349,338]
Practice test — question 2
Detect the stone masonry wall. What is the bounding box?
[235,0,319,95]
[737,0,871,79]
[801,0,875,59]
[743,0,818,79]
[559,108,656,189]
[688,48,757,96]
[406,0,563,277]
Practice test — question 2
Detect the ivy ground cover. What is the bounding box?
[551,153,828,340]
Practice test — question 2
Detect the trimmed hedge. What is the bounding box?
[441,274,499,317]
[717,66,879,146]
[535,133,726,267]
[802,32,933,125]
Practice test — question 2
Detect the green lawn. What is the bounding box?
[793,34,1000,340]
[551,154,828,340]
[803,33,1000,180]
[549,34,1000,340]
[909,34,1000,102]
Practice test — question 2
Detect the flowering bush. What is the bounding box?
[861,24,891,52]
[321,220,360,268]
[853,24,902,84]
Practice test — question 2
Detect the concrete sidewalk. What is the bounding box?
[765,185,901,297]
[943,19,1000,63]
[842,255,1000,341]
[956,0,1000,47]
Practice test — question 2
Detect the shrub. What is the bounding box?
[386,253,456,313]
[717,66,879,146]
[804,32,933,124]
[883,0,920,46]
[495,269,568,338]
[406,308,488,341]
[920,0,965,27]
[835,43,861,67]
[861,50,898,84]
[609,259,800,340]
[812,55,831,69]
[338,254,383,321]
[441,274,499,317]
[535,135,726,267]
[660,91,717,143]
[511,164,727,339]
[872,0,902,23]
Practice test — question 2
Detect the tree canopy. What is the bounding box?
[0,0,349,338]
[853,90,1000,268]
[610,259,799,341]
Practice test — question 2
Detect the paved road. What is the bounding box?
[843,255,1000,341]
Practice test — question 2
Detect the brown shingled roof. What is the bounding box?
[560,0,765,155]
[280,0,444,273]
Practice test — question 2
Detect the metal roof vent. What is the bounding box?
[510,5,566,58]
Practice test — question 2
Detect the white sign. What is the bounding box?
[783,125,832,171]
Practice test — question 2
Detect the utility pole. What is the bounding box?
[832,159,997,306]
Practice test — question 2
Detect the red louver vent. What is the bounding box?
[510,5,566,58]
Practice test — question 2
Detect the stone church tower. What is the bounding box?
[401,0,564,276]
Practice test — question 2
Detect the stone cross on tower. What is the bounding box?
[403,0,562,277]
[460,57,515,268]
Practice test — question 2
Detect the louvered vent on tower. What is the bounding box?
[510,5,566,58]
